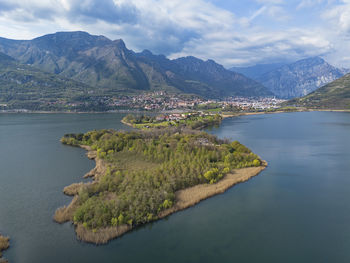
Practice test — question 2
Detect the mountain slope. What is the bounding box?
[0,32,150,92]
[136,52,273,97]
[256,57,347,99]
[0,52,95,110]
[230,63,286,79]
[286,73,350,109]
[0,31,272,98]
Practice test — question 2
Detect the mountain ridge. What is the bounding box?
[230,57,348,99]
[230,63,286,79]
[0,31,273,98]
[286,72,350,109]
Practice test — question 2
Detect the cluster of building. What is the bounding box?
[155,112,207,122]
[223,97,286,110]
[110,91,202,110]
[2,91,286,112]
[110,92,285,111]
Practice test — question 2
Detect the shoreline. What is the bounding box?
[120,119,132,127]
[1,108,350,115]
[220,109,350,120]
[54,146,267,244]
[221,110,303,119]
[0,234,9,263]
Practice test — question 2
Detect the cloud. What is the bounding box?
[297,0,336,9]
[0,1,18,13]
[0,0,59,21]
[0,0,347,67]
[67,0,139,24]
[170,27,332,67]
[324,1,350,32]
[255,0,283,4]
[104,0,237,55]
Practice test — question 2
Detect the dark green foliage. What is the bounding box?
[122,113,222,130]
[123,114,155,124]
[62,128,262,230]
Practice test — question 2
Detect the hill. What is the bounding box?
[0,31,272,98]
[256,57,347,99]
[286,73,350,109]
[0,52,99,111]
[230,57,348,99]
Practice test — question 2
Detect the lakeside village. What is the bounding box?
[0,91,286,113]
[112,91,285,112]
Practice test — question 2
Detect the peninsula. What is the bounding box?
[0,234,9,263]
[122,112,222,130]
[54,125,266,244]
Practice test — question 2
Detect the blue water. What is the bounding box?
[1,111,350,262]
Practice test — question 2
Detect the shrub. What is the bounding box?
[253,159,261,166]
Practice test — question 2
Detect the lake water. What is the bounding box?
[1,111,350,262]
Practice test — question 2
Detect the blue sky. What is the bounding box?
[0,0,349,68]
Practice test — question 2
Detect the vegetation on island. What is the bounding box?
[0,234,9,262]
[60,128,262,232]
[122,113,222,130]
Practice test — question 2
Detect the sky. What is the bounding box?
[1,0,350,68]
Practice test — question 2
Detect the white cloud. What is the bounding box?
[0,0,347,67]
[255,0,283,4]
[170,26,332,67]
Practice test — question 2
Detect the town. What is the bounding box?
[111,92,286,112]
[0,91,286,113]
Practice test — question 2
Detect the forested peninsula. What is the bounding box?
[54,117,266,244]
[122,113,222,130]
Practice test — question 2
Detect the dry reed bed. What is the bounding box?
[159,163,267,218]
[0,234,9,263]
[54,147,267,244]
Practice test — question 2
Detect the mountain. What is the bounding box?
[0,31,272,98]
[0,52,96,110]
[230,63,286,79]
[256,57,347,99]
[286,73,350,109]
[136,52,272,97]
[0,32,150,93]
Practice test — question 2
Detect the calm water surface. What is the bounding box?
[1,112,350,263]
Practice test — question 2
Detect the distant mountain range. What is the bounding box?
[286,73,350,109]
[0,31,272,99]
[230,57,348,99]
[230,63,286,80]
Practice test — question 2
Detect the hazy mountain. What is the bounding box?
[286,73,350,109]
[229,63,286,79]
[0,31,272,98]
[0,52,94,110]
[256,57,347,99]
